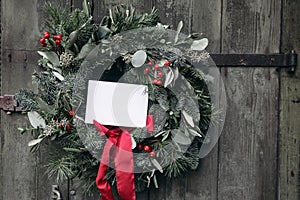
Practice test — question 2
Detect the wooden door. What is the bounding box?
[0,0,299,199]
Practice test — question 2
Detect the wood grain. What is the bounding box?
[0,0,2,198]
[184,1,222,200]
[218,0,280,199]
[1,1,41,199]
[1,0,299,200]
[148,0,193,199]
[279,0,300,199]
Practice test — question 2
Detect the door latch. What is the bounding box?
[0,95,23,113]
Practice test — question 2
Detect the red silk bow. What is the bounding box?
[94,115,154,200]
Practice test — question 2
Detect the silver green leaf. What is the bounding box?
[164,69,174,87]
[191,38,209,51]
[53,71,64,81]
[76,43,96,60]
[131,50,147,68]
[182,110,195,127]
[151,158,163,173]
[37,51,59,67]
[131,135,137,149]
[171,129,191,145]
[28,138,43,147]
[175,21,183,43]
[27,111,46,128]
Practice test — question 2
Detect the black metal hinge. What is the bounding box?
[211,51,297,73]
[0,52,298,113]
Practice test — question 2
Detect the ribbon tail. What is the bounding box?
[114,131,136,200]
[96,141,115,200]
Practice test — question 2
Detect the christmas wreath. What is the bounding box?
[16,0,225,198]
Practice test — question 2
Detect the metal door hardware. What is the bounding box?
[210,52,297,73]
[0,95,23,113]
[0,52,297,113]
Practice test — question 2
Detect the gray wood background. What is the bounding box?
[0,0,299,199]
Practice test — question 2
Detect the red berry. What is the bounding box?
[58,123,63,129]
[68,109,75,117]
[149,151,156,158]
[144,145,151,153]
[153,79,159,85]
[164,61,171,66]
[144,68,150,74]
[138,144,143,151]
[157,72,164,77]
[41,43,47,47]
[148,61,154,65]
[53,34,63,40]
[43,32,50,39]
[156,80,163,85]
[66,124,71,131]
[40,38,46,44]
[154,65,160,70]
[55,39,61,45]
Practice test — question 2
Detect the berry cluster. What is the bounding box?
[58,123,72,131]
[137,144,156,158]
[144,60,172,86]
[40,31,63,47]
[57,109,75,132]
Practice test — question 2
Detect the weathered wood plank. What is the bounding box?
[184,1,222,200]
[0,0,3,199]
[146,1,192,199]
[153,0,192,33]
[191,0,222,53]
[218,0,281,199]
[1,0,41,199]
[0,0,72,199]
[279,0,300,199]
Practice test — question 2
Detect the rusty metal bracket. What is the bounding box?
[211,51,298,73]
[0,95,23,113]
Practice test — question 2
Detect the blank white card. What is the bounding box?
[85,80,148,127]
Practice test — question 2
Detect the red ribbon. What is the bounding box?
[94,115,154,200]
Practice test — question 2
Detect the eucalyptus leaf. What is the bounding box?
[47,63,62,73]
[27,111,46,128]
[173,67,179,85]
[18,128,27,134]
[151,158,163,173]
[189,128,203,138]
[175,21,183,43]
[162,131,170,142]
[82,0,90,16]
[53,71,65,81]
[37,51,59,67]
[76,43,96,60]
[182,110,195,127]
[98,26,111,39]
[153,174,159,188]
[171,129,191,145]
[131,50,147,68]
[164,69,174,87]
[36,97,55,114]
[28,138,43,147]
[68,30,81,47]
[191,38,209,51]
[63,147,83,153]
[131,135,137,149]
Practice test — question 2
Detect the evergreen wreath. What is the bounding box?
[16,0,221,196]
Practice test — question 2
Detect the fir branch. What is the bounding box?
[15,88,39,111]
